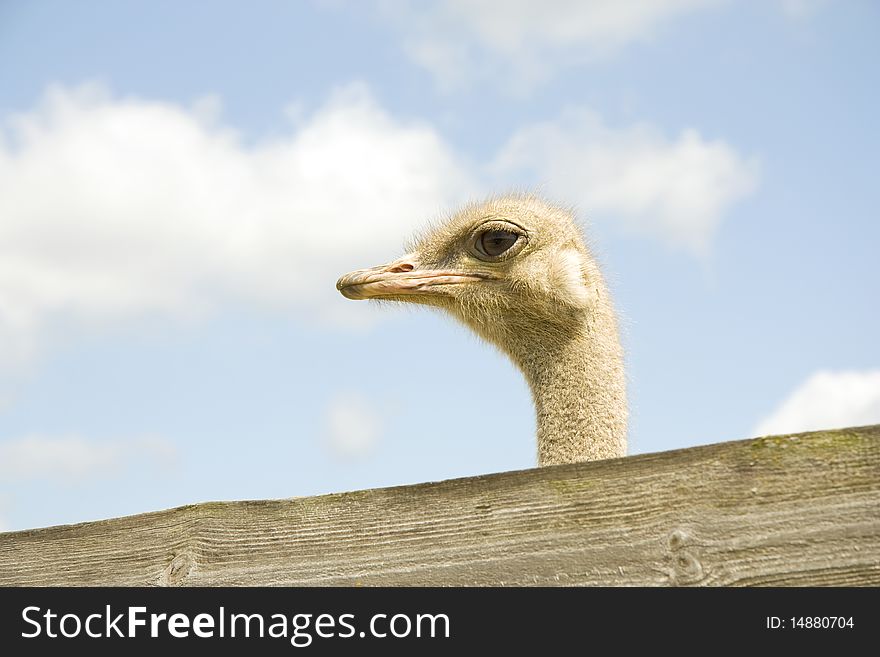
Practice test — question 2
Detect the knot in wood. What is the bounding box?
[665,528,705,585]
[159,551,194,586]
[672,550,704,584]
[667,528,690,550]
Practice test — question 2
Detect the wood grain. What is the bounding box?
[1,426,878,586]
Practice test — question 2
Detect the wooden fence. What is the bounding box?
[0,425,878,586]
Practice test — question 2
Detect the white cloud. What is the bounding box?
[493,107,759,253]
[376,0,722,90]
[0,434,177,484]
[323,392,386,459]
[754,370,880,437]
[0,81,473,366]
[0,82,757,367]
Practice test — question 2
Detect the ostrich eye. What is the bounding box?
[477,229,519,257]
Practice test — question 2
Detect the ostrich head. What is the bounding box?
[336,194,597,359]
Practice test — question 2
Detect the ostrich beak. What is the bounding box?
[337,256,488,300]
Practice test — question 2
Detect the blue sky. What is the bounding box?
[0,0,878,532]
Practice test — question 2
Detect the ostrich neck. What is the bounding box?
[506,302,627,465]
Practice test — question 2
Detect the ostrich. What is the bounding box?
[336,194,626,465]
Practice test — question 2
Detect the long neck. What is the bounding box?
[506,297,627,466]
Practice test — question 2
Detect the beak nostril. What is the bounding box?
[386,263,414,273]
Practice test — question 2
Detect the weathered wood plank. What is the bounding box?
[0,426,878,586]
